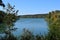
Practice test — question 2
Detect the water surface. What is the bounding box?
[13,18,48,36]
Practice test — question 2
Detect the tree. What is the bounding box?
[0,0,5,7]
[46,10,60,40]
[0,3,19,40]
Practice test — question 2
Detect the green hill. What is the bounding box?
[20,14,48,18]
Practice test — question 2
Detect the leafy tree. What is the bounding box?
[0,3,19,40]
[0,0,5,7]
[46,10,60,40]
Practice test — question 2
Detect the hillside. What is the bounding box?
[20,14,48,18]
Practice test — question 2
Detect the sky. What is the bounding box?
[0,0,60,15]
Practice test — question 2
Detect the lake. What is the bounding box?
[13,18,48,36]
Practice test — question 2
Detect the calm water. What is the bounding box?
[13,18,48,36]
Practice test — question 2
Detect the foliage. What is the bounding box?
[20,29,46,40]
[20,28,34,40]
[0,0,5,7]
[0,3,19,33]
[0,33,17,40]
[46,10,60,40]
[0,3,19,40]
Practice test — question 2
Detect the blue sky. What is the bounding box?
[0,0,60,15]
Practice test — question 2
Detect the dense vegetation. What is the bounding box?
[0,3,19,40]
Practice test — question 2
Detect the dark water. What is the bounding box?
[13,18,48,36]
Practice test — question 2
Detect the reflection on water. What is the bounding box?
[13,18,48,36]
